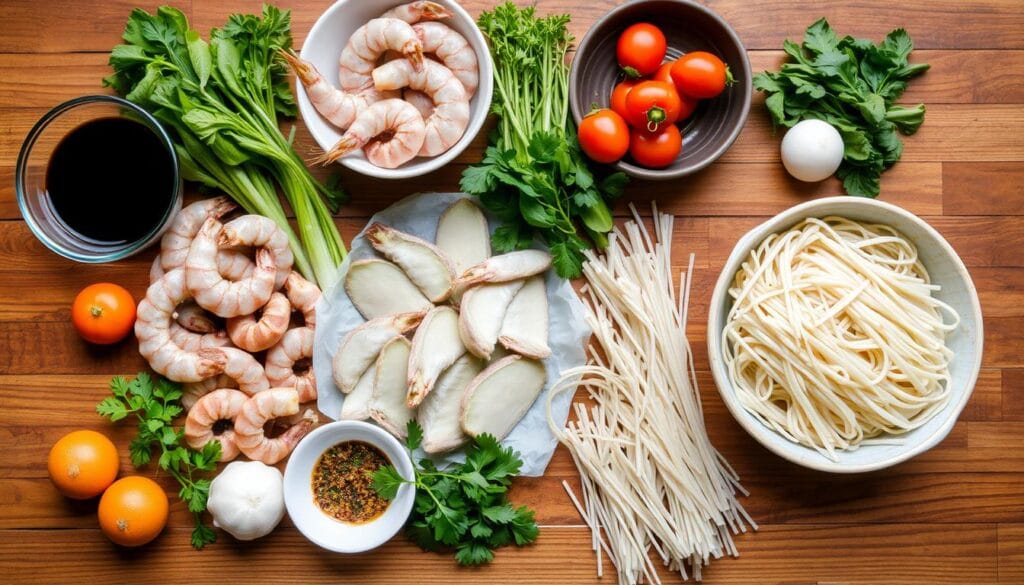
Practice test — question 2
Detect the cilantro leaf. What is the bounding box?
[405,420,424,451]
[371,465,407,500]
[455,542,495,565]
[482,504,518,524]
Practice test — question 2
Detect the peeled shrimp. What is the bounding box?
[372,59,469,156]
[234,388,317,465]
[169,321,231,355]
[182,374,236,411]
[187,219,276,318]
[284,271,321,328]
[160,197,236,272]
[135,268,226,382]
[184,389,248,461]
[265,327,316,403]
[380,1,451,23]
[220,215,293,289]
[338,17,423,95]
[226,292,291,352]
[413,22,478,97]
[314,99,426,168]
[403,88,434,119]
[280,50,376,130]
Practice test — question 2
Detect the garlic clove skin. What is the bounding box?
[208,460,286,541]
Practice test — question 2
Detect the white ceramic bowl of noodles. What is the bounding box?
[707,197,983,473]
[296,0,493,179]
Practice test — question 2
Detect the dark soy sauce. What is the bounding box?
[46,117,175,244]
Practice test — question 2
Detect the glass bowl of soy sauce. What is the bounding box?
[16,95,182,263]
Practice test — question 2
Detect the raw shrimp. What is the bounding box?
[182,346,270,410]
[181,374,236,411]
[184,389,248,461]
[169,321,231,355]
[156,251,254,334]
[372,59,469,156]
[413,22,478,97]
[234,388,317,465]
[265,327,316,403]
[338,17,423,94]
[160,197,236,272]
[380,1,451,23]
[403,88,435,119]
[226,292,290,352]
[285,271,321,327]
[280,50,378,130]
[220,215,293,289]
[187,219,276,318]
[135,268,226,382]
[313,99,426,168]
[175,301,217,333]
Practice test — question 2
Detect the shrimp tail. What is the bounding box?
[313,135,363,166]
[418,1,452,21]
[404,44,424,69]
[279,49,317,86]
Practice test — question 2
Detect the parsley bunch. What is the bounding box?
[372,422,539,565]
[753,18,930,197]
[96,372,222,549]
[460,2,627,279]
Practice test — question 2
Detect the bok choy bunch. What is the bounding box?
[104,4,346,288]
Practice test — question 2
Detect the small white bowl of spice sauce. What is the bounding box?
[284,420,415,553]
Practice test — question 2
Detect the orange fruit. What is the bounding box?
[98,476,169,547]
[47,430,120,499]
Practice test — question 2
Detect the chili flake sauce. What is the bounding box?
[311,441,391,523]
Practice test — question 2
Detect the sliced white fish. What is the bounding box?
[332,311,425,394]
[344,259,433,319]
[407,306,466,407]
[418,353,484,454]
[498,275,551,359]
[457,279,526,359]
[369,336,416,440]
[365,223,455,302]
[461,355,546,441]
[436,199,491,274]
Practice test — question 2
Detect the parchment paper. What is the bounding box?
[312,193,590,476]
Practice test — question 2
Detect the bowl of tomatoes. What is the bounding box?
[569,0,751,180]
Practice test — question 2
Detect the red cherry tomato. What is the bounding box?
[616,23,667,77]
[609,79,641,120]
[670,51,732,99]
[653,61,675,84]
[629,124,682,168]
[578,109,630,164]
[623,81,683,131]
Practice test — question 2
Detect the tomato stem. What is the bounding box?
[646,106,667,132]
[621,66,641,79]
[90,305,103,318]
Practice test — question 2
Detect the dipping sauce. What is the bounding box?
[311,441,391,524]
[46,117,176,244]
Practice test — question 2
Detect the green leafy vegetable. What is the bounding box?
[104,5,346,288]
[460,2,627,279]
[371,421,539,565]
[753,18,930,197]
[96,372,221,549]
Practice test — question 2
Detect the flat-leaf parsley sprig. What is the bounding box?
[372,421,540,565]
[96,372,222,549]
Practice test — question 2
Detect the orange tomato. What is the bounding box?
[71,283,136,345]
[98,476,169,547]
[47,430,120,499]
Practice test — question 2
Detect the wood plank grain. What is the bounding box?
[1003,369,1024,422]
[1000,524,1024,583]
[0,0,188,54]
[943,162,1024,216]
[0,523,999,584]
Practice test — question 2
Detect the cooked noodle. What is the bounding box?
[722,216,959,459]
[548,205,753,583]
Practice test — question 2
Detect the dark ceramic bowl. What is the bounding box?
[569,0,752,180]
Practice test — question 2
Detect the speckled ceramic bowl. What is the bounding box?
[708,197,984,473]
[569,0,751,180]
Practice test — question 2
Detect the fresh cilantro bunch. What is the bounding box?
[753,18,930,197]
[461,2,628,279]
[372,421,539,565]
[97,372,221,549]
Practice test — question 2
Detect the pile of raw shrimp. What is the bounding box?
[139,197,323,466]
[283,1,479,169]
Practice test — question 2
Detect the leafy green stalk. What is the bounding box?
[372,421,539,565]
[753,18,930,197]
[96,373,221,549]
[104,4,346,288]
[461,2,626,278]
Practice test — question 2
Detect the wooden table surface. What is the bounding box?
[2,0,1022,583]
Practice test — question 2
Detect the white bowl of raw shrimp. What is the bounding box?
[295,0,493,179]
